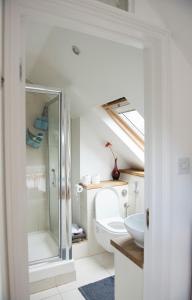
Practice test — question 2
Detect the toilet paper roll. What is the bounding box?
[75,184,83,193]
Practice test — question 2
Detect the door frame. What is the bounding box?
[4,0,171,299]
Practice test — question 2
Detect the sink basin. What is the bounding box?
[124,213,144,248]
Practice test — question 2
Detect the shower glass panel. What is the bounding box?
[25,84,70,265]
[48,98,60,245]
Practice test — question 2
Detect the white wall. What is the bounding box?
[148,0,192,67]
[71,112,129,224]
[134,0,165,28]
[120,173,144,215]
[80,114,128,181]
[134,1,192,299]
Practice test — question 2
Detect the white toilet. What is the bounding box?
[94,187,129,252]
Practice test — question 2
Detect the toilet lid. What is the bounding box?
[95,188,120,220]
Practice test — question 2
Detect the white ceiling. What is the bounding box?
[25,22,144,118]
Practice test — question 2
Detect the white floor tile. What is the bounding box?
[75,255,110,286]
[30,287,58,300]
[58,253,111,294]
[61,289,85,300]
[94,252,115,275]
[32,252,114,299]
[57,280,78,294]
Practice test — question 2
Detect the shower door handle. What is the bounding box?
[51,168,56,186]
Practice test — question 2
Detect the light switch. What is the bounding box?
[178,157,191,175]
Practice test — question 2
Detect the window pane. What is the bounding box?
[119,110,144,136]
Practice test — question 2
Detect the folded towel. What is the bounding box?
[72,232,86,243]
[72,224,83,235]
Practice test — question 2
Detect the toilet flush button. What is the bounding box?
[178,157,191,175]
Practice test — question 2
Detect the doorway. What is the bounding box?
[3,4,170,298]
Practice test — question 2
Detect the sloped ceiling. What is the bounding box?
[25,20,144,168]
[25,22,144,118]
[148,0,192,66]
[25,22,54,76]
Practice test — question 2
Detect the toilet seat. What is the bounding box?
[96,217,127,234]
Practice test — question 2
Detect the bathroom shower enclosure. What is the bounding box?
[25,84,72,265]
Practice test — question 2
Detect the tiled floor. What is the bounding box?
[30,252,114,300]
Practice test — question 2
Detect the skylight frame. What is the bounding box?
[103,99,144,151]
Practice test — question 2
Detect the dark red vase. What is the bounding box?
[112,158,120,180]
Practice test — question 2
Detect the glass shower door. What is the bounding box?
[48,97,61,249]
[26,84,71,265]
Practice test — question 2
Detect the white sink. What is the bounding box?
[124,213,144,248]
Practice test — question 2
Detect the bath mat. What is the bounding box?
[79,276,114,300]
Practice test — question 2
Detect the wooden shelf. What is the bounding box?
[111,237,144,269]
[80,180,128,190]
[120,169,144,177]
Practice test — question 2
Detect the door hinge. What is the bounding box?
[146,208,149,228]
[19,63,22,81]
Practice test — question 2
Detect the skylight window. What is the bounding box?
[119,110,144,138]
[102,98,144,151]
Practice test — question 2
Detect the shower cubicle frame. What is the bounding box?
[26,83,72,264]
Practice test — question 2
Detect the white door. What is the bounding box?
[0,0,9,299]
